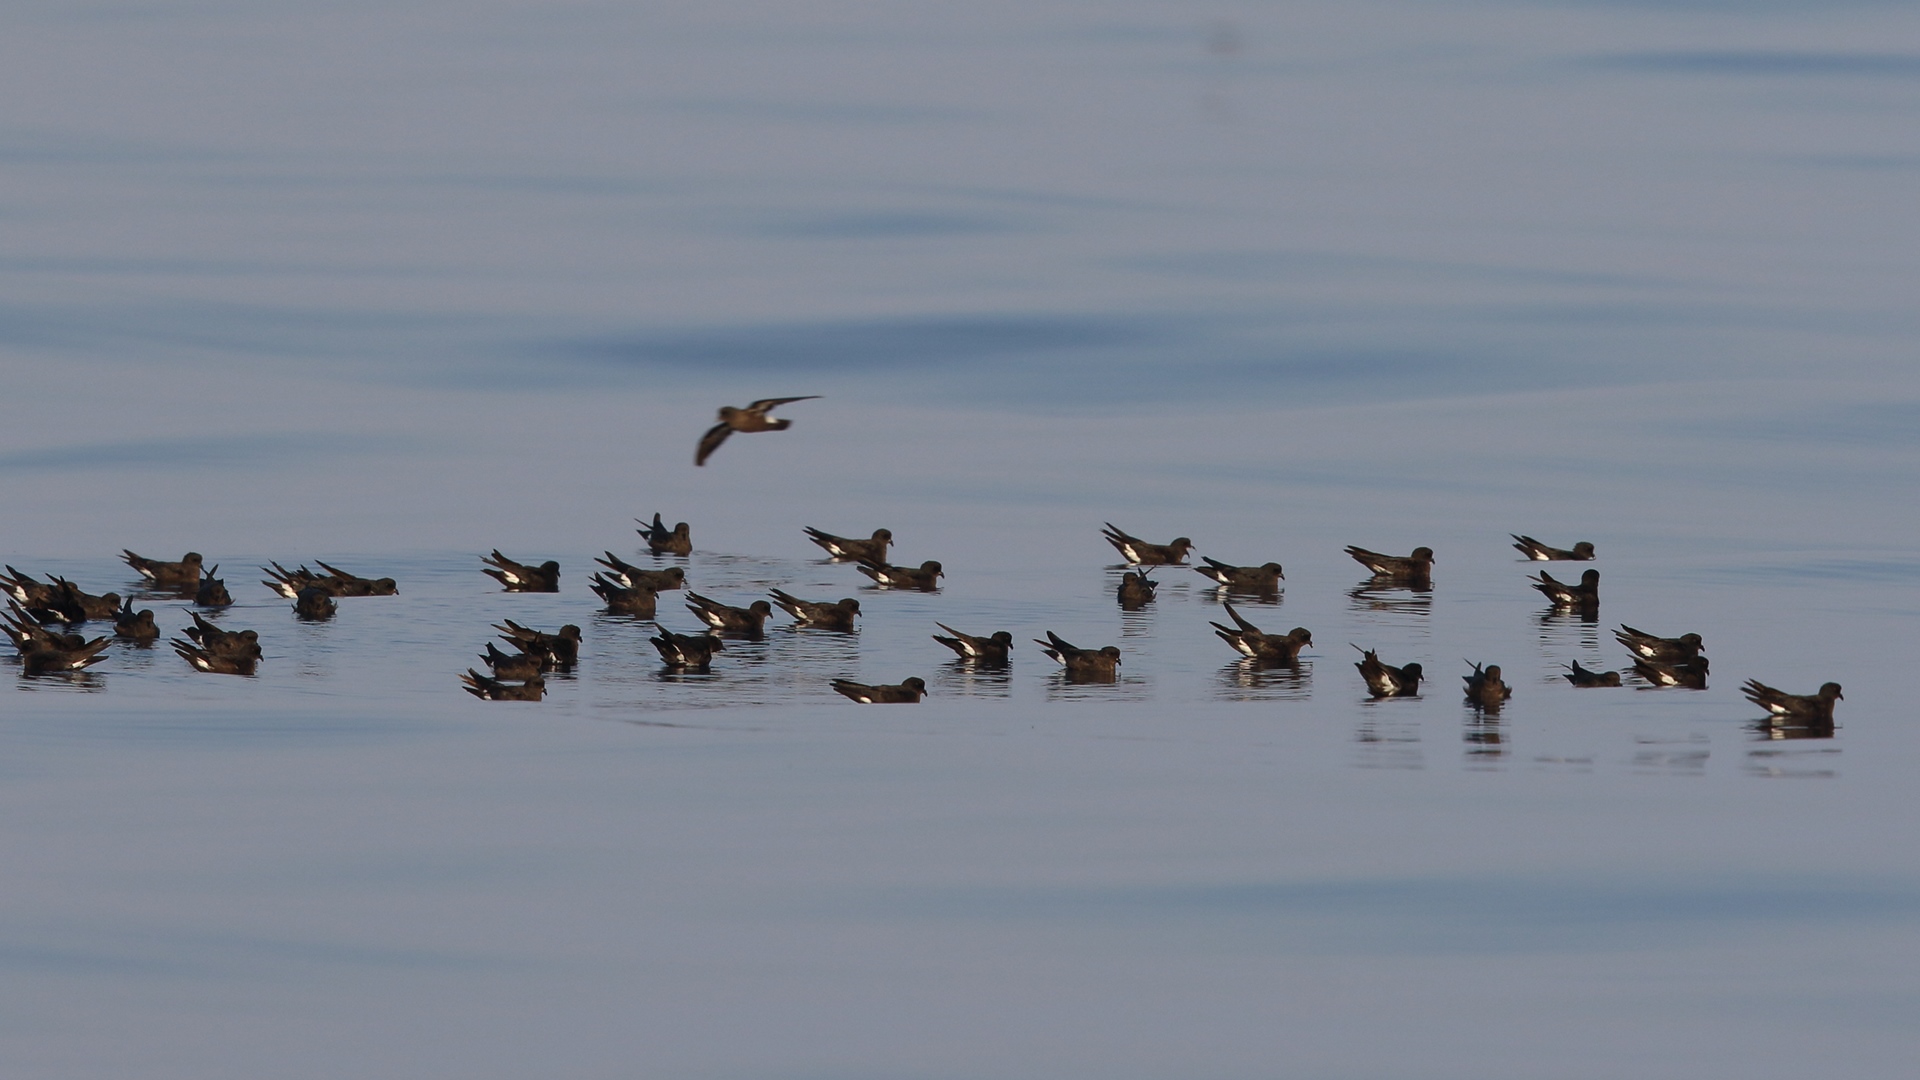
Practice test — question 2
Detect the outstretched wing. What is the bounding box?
[694,422,733,466]
[746,395,820,413]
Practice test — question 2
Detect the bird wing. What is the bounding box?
[694,422,733,465]
[746,396,820,413]
[1222,602,1261,633]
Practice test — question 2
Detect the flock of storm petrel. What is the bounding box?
[2,395,1843,730]
[461,517,1838,722]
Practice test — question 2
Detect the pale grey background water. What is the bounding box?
[3,1,1918,1077]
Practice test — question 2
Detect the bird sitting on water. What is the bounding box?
[461,670,546,701]
[1101,523,1193,566]
[10,605,111,673]
[769,589,861,631]
[856,559,943,590]
[493,620,581,667]
[695,396,820,466]
[1531,568,1599,611]
[1,566,59,608]
[172,638,255,675]
[311,561,397,596]
[1511,535,1594,561]
[931,623,1013,663]
[122,550,204,589]
[1352,645,1422,697]
[193,567,232,608]
[1211,603,1312,665]
[636,514,693,556]
[1035,631,1122,683]
[1742,679,1842,725]
[1195,557,1284,593]
[588,573,657,618]
[594,553,687,591]
[803,526,892,563]
[183,611,262,661]
[1116,569,1157,610]
[21,636,112,675]
[830,677,927,703]
[1613,625,1704,665]
[685,592,773,636]
[1463,661,1512,708]
[1632,655,1708,689]
[649,629,725,670]
[5,601,99,658]
[1563,660,1622,687]
[1345,545,1434,585]
[479,641,548,680]
[113,598,159,642]
[481,551,561,593]
[263,561,399,598]
[293,586,337,620]
[30,578,121,623]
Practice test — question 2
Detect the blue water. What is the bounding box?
[4,1,1920,1076]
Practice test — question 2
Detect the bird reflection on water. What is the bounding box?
[1214,659,1311,701]
[1348,583,1432,620]
[935,660,1012,698]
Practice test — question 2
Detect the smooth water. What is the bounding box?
[4,1,1919,1077]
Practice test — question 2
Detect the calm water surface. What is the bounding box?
[3,1,1919,1077]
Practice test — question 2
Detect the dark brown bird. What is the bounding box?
[769,589,860,631]
[1463,661,1512,708]
[480,641,549,680]
[122,550,204,588]
[1345,545,1434,584]
[931,623,1013,663]
[5,606,90,658]
[183,612,262,661]
[313,561,398,596]
[594,553,686,591]
[172,638,255,675]
[1563,660,1622,687]
[194,567,233,608]
[636,514,693,556]
[293,586,337,620]
[830,676,927,703]
[857,559,943,590]
[24,577,120,623]
[113,598,159,642]
[1352,645,1423,697]
[481,551,560,592]
[685,592,773,636]
[1633,656,1708,689]
[1614,625,1704,665]
[1101,523,1193,566]
[649,629,725,669]
[588,573,657,617]
[695,396,820,465]
[1512,535,1595,561]
[1531,568,1599,611]
[461,670,546,701]
[262,561,398,598]
[1742,679,1842,724]
[20,637,111,675]
[1117,570,1158,610]
[1035,631,1122,682]
[1,566,59,608]
[493,621,582,667]
[803,526,892,563]
[1195,557,1284,592]
[260,561,325,598]
[1211,604,1312,665]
